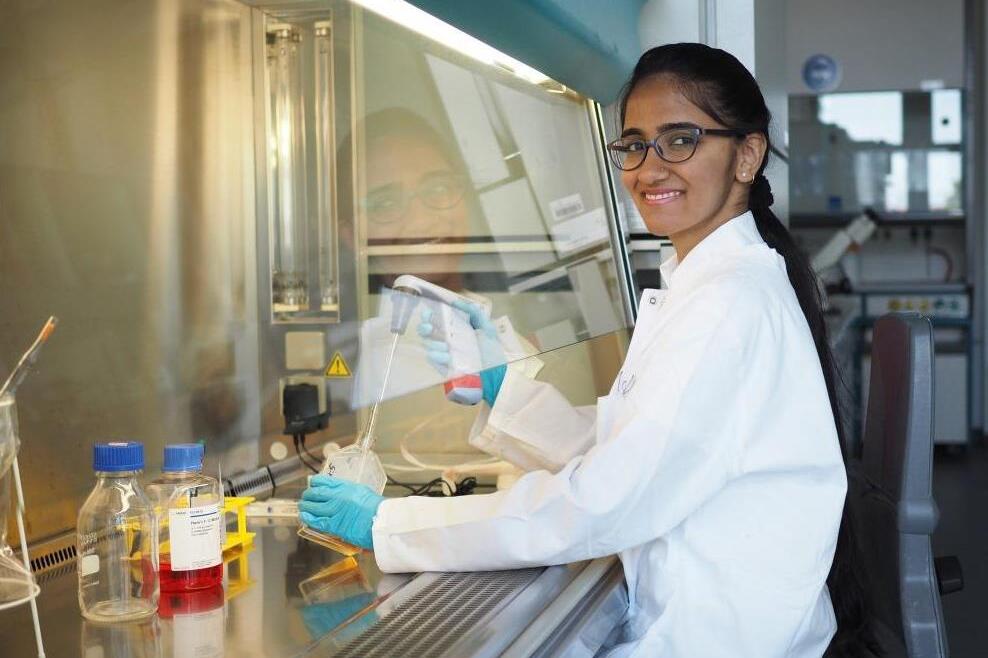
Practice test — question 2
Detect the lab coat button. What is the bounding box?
[649,297,657,305]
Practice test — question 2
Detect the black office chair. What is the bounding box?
[851,313,962,658]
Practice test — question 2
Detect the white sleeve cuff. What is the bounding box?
[466,369,597,473]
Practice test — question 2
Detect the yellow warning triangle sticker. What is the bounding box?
[325,351,352,378]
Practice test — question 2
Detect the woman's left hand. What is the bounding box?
[299,475,385,550]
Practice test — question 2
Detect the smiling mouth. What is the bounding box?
[642,190,684,205]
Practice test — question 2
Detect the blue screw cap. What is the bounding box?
[93,442,144,472]
[162,443,204,472]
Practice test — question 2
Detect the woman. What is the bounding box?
[300,44,871,657]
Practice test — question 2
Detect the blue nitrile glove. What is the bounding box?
[417,299,506,406]
[298,475,385,550]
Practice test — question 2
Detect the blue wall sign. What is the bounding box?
[802,54,841,92]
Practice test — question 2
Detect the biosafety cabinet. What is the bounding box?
[0,0,646,655]
[0,0,639,545]
[246,0,637,475]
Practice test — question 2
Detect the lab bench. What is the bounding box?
[0,502,627,657]
[826,287,974,453]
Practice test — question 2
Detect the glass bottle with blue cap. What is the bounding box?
[77,441,158,622]
[146,443,223,592]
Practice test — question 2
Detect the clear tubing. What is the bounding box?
[268,25,308,310]
[314,22,340,312]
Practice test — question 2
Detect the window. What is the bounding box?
[789,89,964,219]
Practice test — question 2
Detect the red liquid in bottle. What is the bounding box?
[159,553,224,592]
[158,584,225,619]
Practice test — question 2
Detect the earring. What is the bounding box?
[741,170,748,181]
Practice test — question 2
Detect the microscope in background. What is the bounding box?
[810,208,878,309]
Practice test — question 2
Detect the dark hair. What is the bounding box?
[619,43,876,656]
[355,107,461,168]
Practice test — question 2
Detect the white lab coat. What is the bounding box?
[372,212,847,657]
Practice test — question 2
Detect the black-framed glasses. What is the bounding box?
[606,125,744,170]
[360,172,467,224]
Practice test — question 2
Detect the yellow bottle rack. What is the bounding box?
[222,496,256,552]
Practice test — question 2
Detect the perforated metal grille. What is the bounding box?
[21,531,77,577]
[333,568,541,658]
[31,543,76,573]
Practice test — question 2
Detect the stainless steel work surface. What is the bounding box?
[0,516,624,657]
[306,562,615,658]
[0,518,414,657]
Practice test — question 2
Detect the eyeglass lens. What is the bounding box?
[363,172,466,223]
[608,128,701,170]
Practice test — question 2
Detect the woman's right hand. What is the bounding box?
[417,301,506,406]
[417,305,454,374]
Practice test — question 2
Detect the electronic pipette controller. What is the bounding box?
[390,275,487,406]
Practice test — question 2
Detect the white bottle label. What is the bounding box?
[168,503,222,571]
[80,554,100,576]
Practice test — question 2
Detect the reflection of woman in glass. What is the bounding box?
[353,108,473,293]
[342,108,490,407]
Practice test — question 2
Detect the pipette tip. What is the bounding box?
[39,317,58,342]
